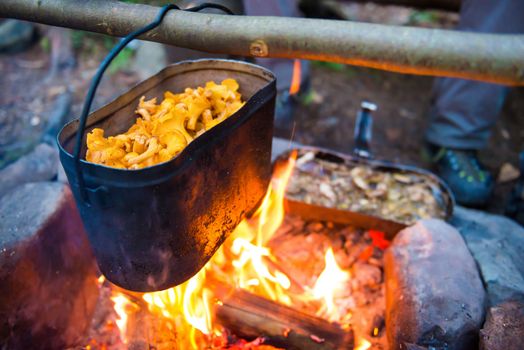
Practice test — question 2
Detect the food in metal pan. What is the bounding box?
[286,152,448,225]
[86,79,244,169]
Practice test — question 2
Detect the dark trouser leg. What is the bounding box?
[242,0,310,92]
[426,0,524,150]
[167,0,309,92]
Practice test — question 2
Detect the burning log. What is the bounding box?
[86,285,179,350]
[123,298,178,350]
[0,0,523,85]
[215,289,354,350]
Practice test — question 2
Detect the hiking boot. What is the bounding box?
[425,144,494,207]
[505,151,524,226]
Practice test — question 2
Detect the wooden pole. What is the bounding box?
[0,0,523,85]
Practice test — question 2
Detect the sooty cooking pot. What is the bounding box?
[58,59,276,292]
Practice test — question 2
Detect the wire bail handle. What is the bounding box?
[70,3,234,204]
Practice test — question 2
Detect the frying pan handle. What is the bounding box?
[70,3,234,204]
[353,101,377,159]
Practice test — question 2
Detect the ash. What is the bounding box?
[269,214,388,349]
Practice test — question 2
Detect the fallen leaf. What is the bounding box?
[497,163,520,183]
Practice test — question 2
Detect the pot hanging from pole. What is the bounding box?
[58,59,276,292]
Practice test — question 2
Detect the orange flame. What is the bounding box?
[97,275,105,287]
[355,338,372,350]
[289,59,302,95]
[110,152,354,348]
[111,293,136,344]
[312,247,350,322]
[142,267,214,349]
[139,154,297,348]
[227,152,297,304]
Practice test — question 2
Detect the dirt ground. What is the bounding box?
[1,6,523,216]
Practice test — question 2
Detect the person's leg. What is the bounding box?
[165,0,243,62]
[427,79,507,150]
[426,0,524,149]
[242,0,311,134]
[425,0,524,206]
[242,0,310,92]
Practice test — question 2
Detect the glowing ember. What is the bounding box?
[97,275,105,287]
[355,338,372,350]
[142,267,214,348]
[312,247,351,322]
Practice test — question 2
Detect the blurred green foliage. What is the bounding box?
[39,36,50,53]
[312,61,346,72]
[300,89,316,106]
[68,1,175,74]
[108,47,135,74]
[70,30,135,74]
[70,30,86,50]
[312,61,356,78]
[409,11,439,26]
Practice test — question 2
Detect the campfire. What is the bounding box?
[82,152,388,350]
[2,0,523,348]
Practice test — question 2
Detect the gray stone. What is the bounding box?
[452,206,524,306]
[42,91,72,144]
[479,301,524,350]
[404,344,429,350]
[0,19,35,52]
[385,219,486,350]
[0,182,99,349]
[0,143,59,198]
[57,161,68,183]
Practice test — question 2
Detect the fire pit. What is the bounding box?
[73,145,458,350]
[73,153,379,349]
[3,141,521,350]
[1,0,524,348]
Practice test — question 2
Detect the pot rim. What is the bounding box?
[57,59,276,187]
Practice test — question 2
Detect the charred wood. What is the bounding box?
[215,289,354,350]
